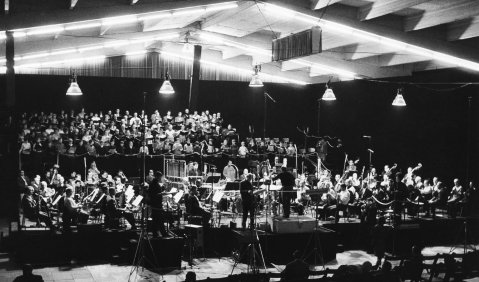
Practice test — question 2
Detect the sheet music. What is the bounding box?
[173,190,184,203]
[212,191,224,202]
[125,185,135,202]
[131,195,143,207]
[96,194,105,204]
[52,195,62,205]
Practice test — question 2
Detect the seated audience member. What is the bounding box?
[21,186,54,230]
[372,261,402,282]
[185,271,196,282]
[281,250,310,282]
[13,264,43,282]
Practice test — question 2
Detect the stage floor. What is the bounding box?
[0,245,478,282]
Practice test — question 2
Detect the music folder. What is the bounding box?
[225,181,241,191]
[205,175,221,184]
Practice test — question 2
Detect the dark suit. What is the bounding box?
[148,180,168,237]
[273,171,295,218]
[17,176,30,194]
[240,179,255,229]
[21,194,52,228]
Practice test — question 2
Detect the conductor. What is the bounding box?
[147,171,168,237]
[272,167,295,218]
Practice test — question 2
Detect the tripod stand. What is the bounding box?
[231,202,267,274]
[128,205,162,281]
[449,217,478,254]
[302,226,325,269]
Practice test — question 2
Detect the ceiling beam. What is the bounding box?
[266,0,479,66]
[0,0,230,30]
[354,53,431,67]
[201,1,254,30]
[358,0,431,21]
[281,53,412,78]
[310,0,342,11]
[404,0,479,31]
[70,0,79,10]
[447,16,479,41]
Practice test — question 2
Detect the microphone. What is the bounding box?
[363,135,371,138]
[367,149,374,153]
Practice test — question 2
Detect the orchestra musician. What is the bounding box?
[62,187,88,232]
[105,188,136,230]
[185,185,211,226]
[240,174,255,229]
[272,167,295,218]
[222,160,237,181]
[335,184,350,223]
[21,186,54,231]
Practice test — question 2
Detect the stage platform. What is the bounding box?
[3,214,478,267]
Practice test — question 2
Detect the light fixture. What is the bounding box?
[159,70,175,95]
[392,88,406,106]
[249,65,264,87]
[321,84,336,101]
[66,73,83,96]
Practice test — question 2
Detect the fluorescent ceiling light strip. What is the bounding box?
[160,51,308,85]
[172,8,206,16]
[200,33,270,56]
[26,26,64,36]
[293,59,357,79]
[13,31,26,38]
[16,55,106,69]
[0,33,178,64]
[50,49,77,56]
[0,66,6,73]
[22,53,49,60]
[78,45,104,52]
[262,3,479,72]
[104,40,130,48]
[3,1,237,36]
[0,58,6,64]
[125,50,147,56]
[0,32,5,40]
[65,22,101,31]
[205,2,238,12]
[138,13,172,21]
[102,16,138,26]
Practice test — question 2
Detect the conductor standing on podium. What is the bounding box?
[272,167,295,218]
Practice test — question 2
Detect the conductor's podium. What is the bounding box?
[272,215,317,234]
